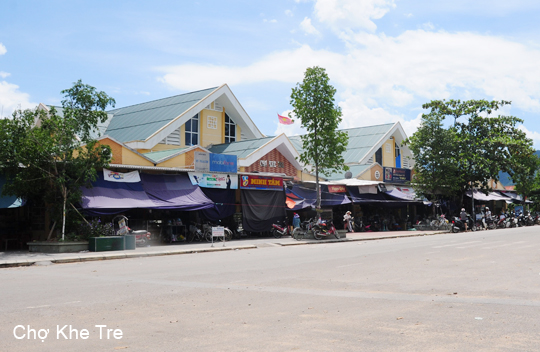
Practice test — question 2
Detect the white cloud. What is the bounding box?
[519,125,540,149]
[300,17,320,36]
[0,43,6,55]
[157,45,344,91]
[285,9,294,17]
[313,0,396,32]
[0,81,36,117]
[0,71,10,79]
[264,19,278,23]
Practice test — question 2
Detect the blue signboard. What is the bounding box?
[209,153,237,173]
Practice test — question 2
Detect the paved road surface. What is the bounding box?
[1,227,539,351]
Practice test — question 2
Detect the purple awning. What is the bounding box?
[81,173,214,212]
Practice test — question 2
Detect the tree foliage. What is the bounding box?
[0,80,115,239]
[290,66,348,208]
[404,99,538,205]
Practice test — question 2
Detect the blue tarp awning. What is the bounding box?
[0,174,25,209]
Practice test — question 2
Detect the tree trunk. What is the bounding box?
[61,187,67,241]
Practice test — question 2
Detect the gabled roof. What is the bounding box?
[142,145,210,164]
[143,148,189,164]
[209,134,303,169]
[104,84,264,149]
[208,137,275,158]
[288,122,408,165]
[105,88,216,143]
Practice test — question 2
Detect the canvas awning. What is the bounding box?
[290,185,351,208]
[81,172,214,214]
[466,190,512,202]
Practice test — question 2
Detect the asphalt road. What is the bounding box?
[1,227,540,351]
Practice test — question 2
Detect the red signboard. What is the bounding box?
[328,185,347,193]
[240,175,283,190]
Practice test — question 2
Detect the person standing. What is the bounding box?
[343,211,352,232]
[460,208,468,231]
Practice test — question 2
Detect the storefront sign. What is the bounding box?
[188,172,238,189]
[240,175,283,190]
[383,167,411,183]
[194,151,210,171]
[258,160,285,168]
[210,153,237,173]
[328,185,347,193]
[103,169,141,183]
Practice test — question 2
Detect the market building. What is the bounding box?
[2,83,524,248]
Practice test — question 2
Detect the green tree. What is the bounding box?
[290,66,348,208]
[404,99,537,210]
[0,80,115,240]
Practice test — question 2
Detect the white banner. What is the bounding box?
[103,169,141,183]
[188,172,238,189]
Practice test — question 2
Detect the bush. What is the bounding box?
[77,218,114,240]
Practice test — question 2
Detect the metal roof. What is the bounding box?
[143,147,189,164]
[288,123,394,164]
[105,87,218,142]
[208,137,274,158]
[322,164,372,180]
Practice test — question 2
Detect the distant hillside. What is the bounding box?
[498,150,540,186]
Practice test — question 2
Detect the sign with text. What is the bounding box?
[383,167,411,183]
[209,153,237,173]
[240,175,283,191]
[328,185,347,193]
[188,172,238,189]
[194,151,210,171]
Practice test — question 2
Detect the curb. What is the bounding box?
[1,233,445,268]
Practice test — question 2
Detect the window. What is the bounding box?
[224,113,236,143]
[395,143,401,168]
[185,114,199,146]
[207,116,218,130]
[375,147,382,165]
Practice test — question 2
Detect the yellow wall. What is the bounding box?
[199,109,222,148]
[237,124,242,142]
[382,138,395,167]
[155,154,186,168]
[122,147,154,166]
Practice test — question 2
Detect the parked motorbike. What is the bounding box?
[312,219,340,240]
[451,215,476,232]
[272,220,292,238]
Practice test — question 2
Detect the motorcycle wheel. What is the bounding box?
[272,229,282,238]
[204,230,213,242]
[333,229,340,239]
[452,226,459,233]
[292,228,304,241]
[313,229,323,240]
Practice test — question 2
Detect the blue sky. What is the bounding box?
[2,0,540,147]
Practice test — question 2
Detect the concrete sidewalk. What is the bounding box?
[0,230,446,268]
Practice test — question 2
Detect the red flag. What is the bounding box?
[278,113,293,125]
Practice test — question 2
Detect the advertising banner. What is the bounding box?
[209,153,237,173]
[328,185,347,193]
[240,175,283,191]
[103,168,141,183]
[188,172,238,189]
[383,167,411,183]
[194,151,210,171]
